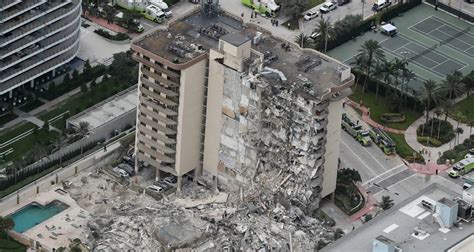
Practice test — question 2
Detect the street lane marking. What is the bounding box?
[363,164,405,186]
[386,173,417,190]
[371,173,417,196]
[341,139,378,176]
[383,224,399,233]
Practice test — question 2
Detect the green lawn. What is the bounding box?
[0,122,36,143]
[0,113,17,126]
[19,99,44,112]
[334,182,365,215]
[0,232,26,252]
[388,132,424,163]
[350,88,422,130]
[450,96,474,124]
[307,0,325,9]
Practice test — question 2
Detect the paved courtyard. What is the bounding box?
[328,4,474,92]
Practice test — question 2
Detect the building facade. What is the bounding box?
[0,0,81,96]
[131,10,353,200]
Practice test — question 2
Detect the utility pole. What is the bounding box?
[361,0,366,19]
[324,17,330,53]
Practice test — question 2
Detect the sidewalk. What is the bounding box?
[404,110,472,163]
[83,13,127,34]
[350,184,378,221]
[345,98,405,134]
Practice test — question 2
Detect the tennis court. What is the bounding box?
[379,34,467,77]
[410,16,474,57]
[328,4,473,92]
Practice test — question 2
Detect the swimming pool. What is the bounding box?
[9,200,69,233]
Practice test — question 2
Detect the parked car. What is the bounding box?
[113,167,129,178]
[304,10,319,20]
[163,176,177,186]
[463,183,472,190]
[372,0,391,11]
[337,0,351,6]
[320,2,337,13]
[123,156,135,166]
[147,185,164,193]
[154,180,171,190]
[118,163,135,176]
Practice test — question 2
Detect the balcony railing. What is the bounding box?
[0,0,47,24]
[0,43,79,94]
[0,12,80,59]
[0,0,79,45]
[0,0,74,34]
[141,107,177,125]
[140,96,178,116]
[138,114,177,135]
[137,144,175,164]
[0,34,79,82]
[141,77,179,97]
[140,86,178,107]
[0,23,80,70]
[0,0,22,12]
[138,134,176,154]
[138,125,176,144]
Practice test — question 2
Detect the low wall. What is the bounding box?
[425,0,474,23]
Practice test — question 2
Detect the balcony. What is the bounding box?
[0,23,80,70]
[137,152,177,175]
[133,54,181,79]
[138,125,176,144]
[141,107,177,125]
[0,0,22,11]
[1,0,74,35]
[140,96,177,116]
[0,12,80,59]
[138,134,176,154]
[0,34,79,82]
[0,42,79,94]
[0,0,47,23]
[138,114,177,135]
[0,0,80,45]
[137,143,175,164]
[141,77,179,97]
[140,86,178,107]
[141,68,180,87]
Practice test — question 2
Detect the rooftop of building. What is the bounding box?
[323,183,474,252]
[66,87,137,131]
[132,9,352,100]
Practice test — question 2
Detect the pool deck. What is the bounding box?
[0,188,90,250]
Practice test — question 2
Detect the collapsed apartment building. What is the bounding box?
[131,4,353,209]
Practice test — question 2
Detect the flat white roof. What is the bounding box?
[67,88,137,130]
[381,23,397,32]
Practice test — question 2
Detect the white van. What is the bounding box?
[149,0,172,17]
[372,0,391,11]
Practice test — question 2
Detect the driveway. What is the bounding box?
[78,19,130,65]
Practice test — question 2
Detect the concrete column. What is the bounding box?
[52,69,56,78]
[16,194,19,204]
[155,167,161,181]
[8,90,13,99]
[177,175,182,193]
[30,80,34,88]
[213,175,218,192]
[193,169,198,184]
[330,192,335,202]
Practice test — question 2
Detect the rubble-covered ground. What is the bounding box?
[66,169,340,251]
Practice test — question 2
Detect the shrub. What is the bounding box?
[94,29,129,41]
[417,118,455,144]
[380,113,406,123]
[417,136,442,147]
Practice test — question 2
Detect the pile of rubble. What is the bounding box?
[78,174,337,251]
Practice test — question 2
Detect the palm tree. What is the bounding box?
[372,63,385,102]
[313,18,333,52]
[78,122,90,154]
[103,5,116,24]
[379,59,395,96]
[440,100,451,122]
[294,33,312,48]
[351,55,366,92]
[0,216,15,239]
[442,70,464,104]
[357,40,385,94]
[420,80,439,123]
[402,69,416,106]
[379,195,394,210]
[462,70,474,97]
[455,127,464,145]
[468,120,474,137]
[10,160,24,185]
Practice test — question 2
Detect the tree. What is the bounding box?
[83,59,92,76]
[280,0,308,20]
[0,216,14,240]
[357,40,385,94]
[55,133,67,164]
[401,69,415,106]
[80,83,88,93]
[378,59,396,97]
[42,121,50,131]
[312,18,333,52]
[461,70,474,97]
[294,32,312,48]
[455,127,464,146]
[442,70,464,104]
[63,73,71,85]
[78,122,90,154]
[420,80,439,123]
[72,69,80,81]
[351,55,366,92]
[48,81,56,91]
[103,5,117,24]
[364,214,373,222]
[379,195,394,210]
[337,168,362,184]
